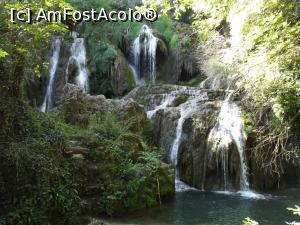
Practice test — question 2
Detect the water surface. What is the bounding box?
[101,189,300,225]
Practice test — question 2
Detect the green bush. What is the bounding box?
[70,113,174,216]
[0,116,81,225]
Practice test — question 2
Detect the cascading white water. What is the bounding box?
[145,88,208,191]
[170,108,188,168]
[144,83,263,196]
[167,92,208,191]
[40,37,61,112]
[67,32,89,92]
[147,94,175,119]
[208,92,249,190]
[132,25,158,84]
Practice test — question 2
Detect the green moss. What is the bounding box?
[178,75,205,87]
[241,111,255,136]
[126,67,136,89]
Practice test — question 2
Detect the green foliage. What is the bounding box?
[0,49,8,58]
[0,111,81,225]
[87,40,117,96]
[241,112,255,136]
[154,15,179,54]
[243,0,300,77]
[137,0,193,19]
[126,68,136,89]
[68,113,174,216]
[69,0,142,96]
[0,109,169,222]
[0,0,70,138]
[178,75,205,87]
[1,0,69,76]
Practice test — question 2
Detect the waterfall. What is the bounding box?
[40,37,61,112]
[67,32,89,92]
[170,108,188,168]
[208,92,249,190]
[132,25,158,84]
[147,94,175,119]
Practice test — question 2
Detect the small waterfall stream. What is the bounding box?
[67,32,89,92]
[132,25,158,84]
[208,92,249,191]
[147,94,175,119]
[40,37,61,112]
[170,94,208,191]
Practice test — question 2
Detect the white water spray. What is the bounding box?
[147,94,175,119]
[40,37,61,112]
[208,92,249,190]
[132,25,158,84]
[67,32,89,92]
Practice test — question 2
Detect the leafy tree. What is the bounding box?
[0,0,71,138]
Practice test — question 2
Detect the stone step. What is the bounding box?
[68,140,81,147]
[65,146,90,155]
[72,154,85,160]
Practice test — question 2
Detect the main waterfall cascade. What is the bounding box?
[67,31,89,92]
[131,25,158,85]
[40,37,62,112]
[144,78,263,198]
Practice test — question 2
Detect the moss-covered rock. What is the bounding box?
[110,51,136,96]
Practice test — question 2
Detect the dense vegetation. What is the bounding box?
[0,2,175,224]
[0,109,173,224]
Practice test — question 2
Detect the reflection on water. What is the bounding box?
[96,189,300,225]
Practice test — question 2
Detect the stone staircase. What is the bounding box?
[65,135,89,160]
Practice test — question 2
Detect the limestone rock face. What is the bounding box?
[58,83,147,132]
[125,85,227,110]
[150,108,180,162]
[126,85,246,190]
[177,107,242,191]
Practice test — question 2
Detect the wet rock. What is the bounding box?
[151,108,180,162]
[65,146,90,154]
[175,102,244,191]
[170,94,189,107]
[111,52,136,96]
